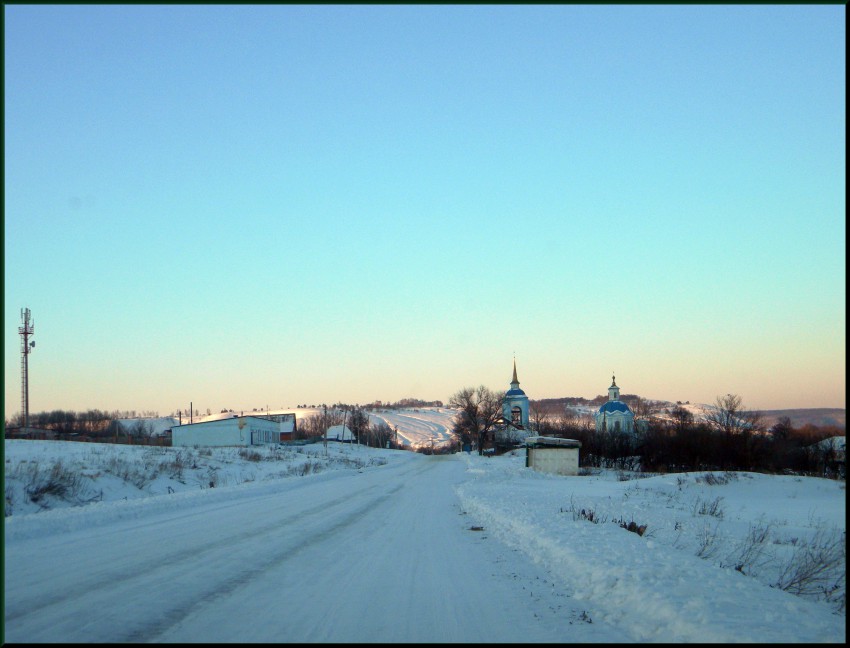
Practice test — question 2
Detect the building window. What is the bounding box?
[614,421,621,433]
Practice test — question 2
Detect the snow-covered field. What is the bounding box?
[4,439,845,642]
[368,407,457,448]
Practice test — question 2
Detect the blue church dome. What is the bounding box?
[506,387,526,397]
[598,400,631,414]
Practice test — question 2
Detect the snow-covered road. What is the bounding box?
[4,452,617,643]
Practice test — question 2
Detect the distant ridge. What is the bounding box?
[531,397,845,431]
[754,408,845,430]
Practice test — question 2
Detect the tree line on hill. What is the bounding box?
[533,393,676,409]
[4,409,162,438]
[291,398,444,410]
[449,388,844,478]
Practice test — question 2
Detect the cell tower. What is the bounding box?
[19,308,35,431]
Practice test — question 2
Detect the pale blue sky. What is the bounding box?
[4,4,845,417]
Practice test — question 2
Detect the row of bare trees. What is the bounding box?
[7,409,120,437]
[448,387,844,476]
[293,408,400,448]
[640,405,844,476]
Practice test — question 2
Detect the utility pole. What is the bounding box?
[19,308,35,432]
[323,405,328,457]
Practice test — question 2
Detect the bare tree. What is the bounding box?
[299,408,344,439]
[629,396,660,428]
[348,409,370,444]
[669,405,695,434]
[370,421,395,448]
[704,394,763,436]
[129,420,153,440]
[448,386,504,455]
[704,394,765,470]
[529,401,551,433]
[770,416,794,443]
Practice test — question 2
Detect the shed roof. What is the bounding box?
[525,436,582,448]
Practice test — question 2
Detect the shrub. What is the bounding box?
[297,460,322,476]
[238,448,263,463]
[578,467,601,476]
[721,521,773,576]
[692,495,725,519]
[560,497,608,524]
[776,525,846,611]
[21,460,88,506]
[164,450,188,481]
[5,484,15,517]
[696,522,721,559]
[696,471,738,486]
[613,516,648,536]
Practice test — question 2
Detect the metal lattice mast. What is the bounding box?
[19,308,34,431]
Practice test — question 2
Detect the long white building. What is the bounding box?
[171,416,283,447]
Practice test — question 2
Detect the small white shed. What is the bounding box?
[525,436,582,476]
[171,416,281,447]
[326,424,354,441]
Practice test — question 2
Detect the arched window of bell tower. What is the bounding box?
[511,406,522,425]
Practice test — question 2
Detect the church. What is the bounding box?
[493,363,638,449]
[503,358,530,428]
[493,359,533,448]
[595,374,636,435]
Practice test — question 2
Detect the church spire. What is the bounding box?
[512,357,519,386]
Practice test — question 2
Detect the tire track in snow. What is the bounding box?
[129,480,412,642]
[128,458,441,642]
[4,459,436,643]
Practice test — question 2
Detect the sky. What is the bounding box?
[4,436,845,642]
[4,4,846,418]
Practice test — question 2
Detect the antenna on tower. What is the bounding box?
[19,308,35,432]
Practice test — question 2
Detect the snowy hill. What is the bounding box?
[368,407,457,448]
